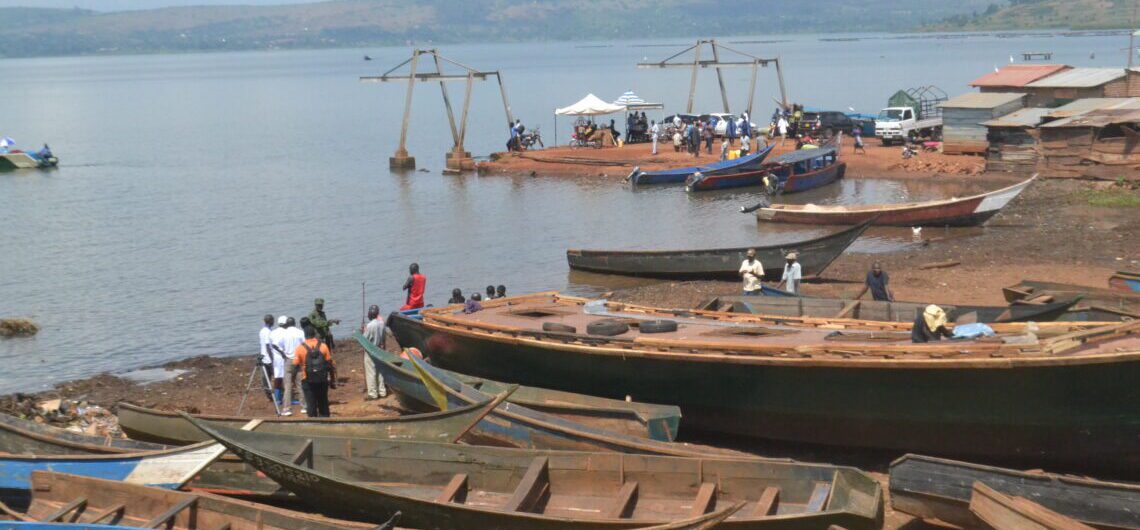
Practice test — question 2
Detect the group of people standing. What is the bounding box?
[738,249,803,295]
[257,298,339,417]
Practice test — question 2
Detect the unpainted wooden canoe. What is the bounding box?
[700,294,1082,324]
[969,482,1096,530]
[188,415,883,530]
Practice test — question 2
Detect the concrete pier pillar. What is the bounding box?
[445,146,474,171]
[390,148,416,169]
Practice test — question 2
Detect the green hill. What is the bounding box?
[929,0,1137,31]
[0,0,997,58]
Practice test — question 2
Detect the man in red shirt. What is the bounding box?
[401,263,426,310]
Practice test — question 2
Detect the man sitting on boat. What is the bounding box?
[739,249,764,296]
[912,305,954,343]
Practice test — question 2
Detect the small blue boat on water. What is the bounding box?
[626,147,771,186]
[686,139,843,194]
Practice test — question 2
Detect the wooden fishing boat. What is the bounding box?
[357,331,747,457]
[0,151,57,171]
[0,523,137,530]
[699,294,1083,324]
[390,292,1140,472]
[1109,270,1140,293]
[627,149,772,186]
[0,439,230,505]
[1004,280,1140,321]
[687,141,843,194]
[116,395,502,446]
[2,471,375,530]
[363,351,681,443]
[0,413,167,455]
[683,145,777,192]
[187,415,883,530]
[889,454,1140,529]
[755,175,1035,226]
[969,482,1097,530]
[566,220,871,280]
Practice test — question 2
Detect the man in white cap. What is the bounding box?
[738,249,764,296]
[780,251,802,294]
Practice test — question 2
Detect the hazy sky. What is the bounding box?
[0,0,316,10]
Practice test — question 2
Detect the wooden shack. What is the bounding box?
[1037,99,1140,181]
[981,107,1051,175]
[970,64,1070,106]
[1023,68,1127,107]
[941,92,1027,155]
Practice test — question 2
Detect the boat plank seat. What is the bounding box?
[204,523,231,530]
[753,487,780,516]
[806,483,831,513]
[690,482,717,517]
[436,473,469,504]
[144,496,197,529]
[290,439,314,468]
[43,498,87,522]
[835,301,860,319]
[503,457,550,513]
[604,481,639,519]
[86,503,126,524]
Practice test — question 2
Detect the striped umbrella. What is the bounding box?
[612,90,647,106]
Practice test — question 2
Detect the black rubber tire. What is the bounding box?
[586,319,630,336]
[638,320,678,334]
[542,322,577,334]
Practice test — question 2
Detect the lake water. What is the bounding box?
[0,31,1123,392]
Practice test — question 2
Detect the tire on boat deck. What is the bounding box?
[585,319,630,336]
[638,320,679,334]
[542,322,577,334]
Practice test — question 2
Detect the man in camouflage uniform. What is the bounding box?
[308,298,340,350]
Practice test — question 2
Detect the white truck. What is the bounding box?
[875,86,947,146]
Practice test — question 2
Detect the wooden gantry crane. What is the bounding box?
[361,49,514,171]
[637,39,788,119]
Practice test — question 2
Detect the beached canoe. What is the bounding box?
[566,220,870,280]
[116,396,501,446]
[1109,271,1140,293]
[188,415,883,530]
[755,175,1035,226]
[368,349,681,443]
[889,454,1140,529]
[390,292,1140,473]
[358,331,746,458]
[0,439,229,505]
[687,142,843,194]
[1004,279,1140,321]
[699,294,1082,324]
[969,482,1097,530]
[4,471,375,530]
[626,149,772,186]
[0,413,167,455]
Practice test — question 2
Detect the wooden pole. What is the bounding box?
[457,73,475,152]
[686,41,703,114]
[496,72,515,126]
[711,40,730,113]
[774,57,789,109]
[391,49,420,169]
[746,60,759,120]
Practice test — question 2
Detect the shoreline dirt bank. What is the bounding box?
[478,139,985,179]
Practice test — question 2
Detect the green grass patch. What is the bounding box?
[1084,187,1140,207]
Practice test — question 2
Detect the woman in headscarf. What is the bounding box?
[912,305,953,343]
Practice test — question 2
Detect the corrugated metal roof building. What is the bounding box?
[1020,68,1128,106]
[1035,97,1140,181]
[980,108,1053,175]
[970,64,1070,91]
[940,92,1027,155]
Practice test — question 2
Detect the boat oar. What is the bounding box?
[0,499,35,522]
[448,385,519,444]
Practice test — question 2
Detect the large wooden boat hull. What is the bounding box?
[0,152,55,171]
[627,149,772,186]
[188,417,883,530]
[389,297,1140,474]
[682,145,776,191]
[358,331,743,458]
[701,294,1080,324]
[19,471,373,530]
[686,145,843,194]
[116,398,497,446]
[1004,280,1140,321]
[756,176,1034,226]
[889,454,1140,529]
[566,221,870,280]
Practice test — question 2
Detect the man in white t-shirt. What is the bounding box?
[781,252,803,294]
[362,304,388,400]
[258,315,275,402]
[738,249,764,296]
[268,316,289,411]
[650,121,660,155]
[280,317,306,416]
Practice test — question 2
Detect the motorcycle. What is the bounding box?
[519,127,543,150]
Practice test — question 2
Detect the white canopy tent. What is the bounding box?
[554,94,627,145]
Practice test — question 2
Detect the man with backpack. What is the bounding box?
[291,324,337,417]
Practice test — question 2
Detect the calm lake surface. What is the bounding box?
[0,31,1122,391]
